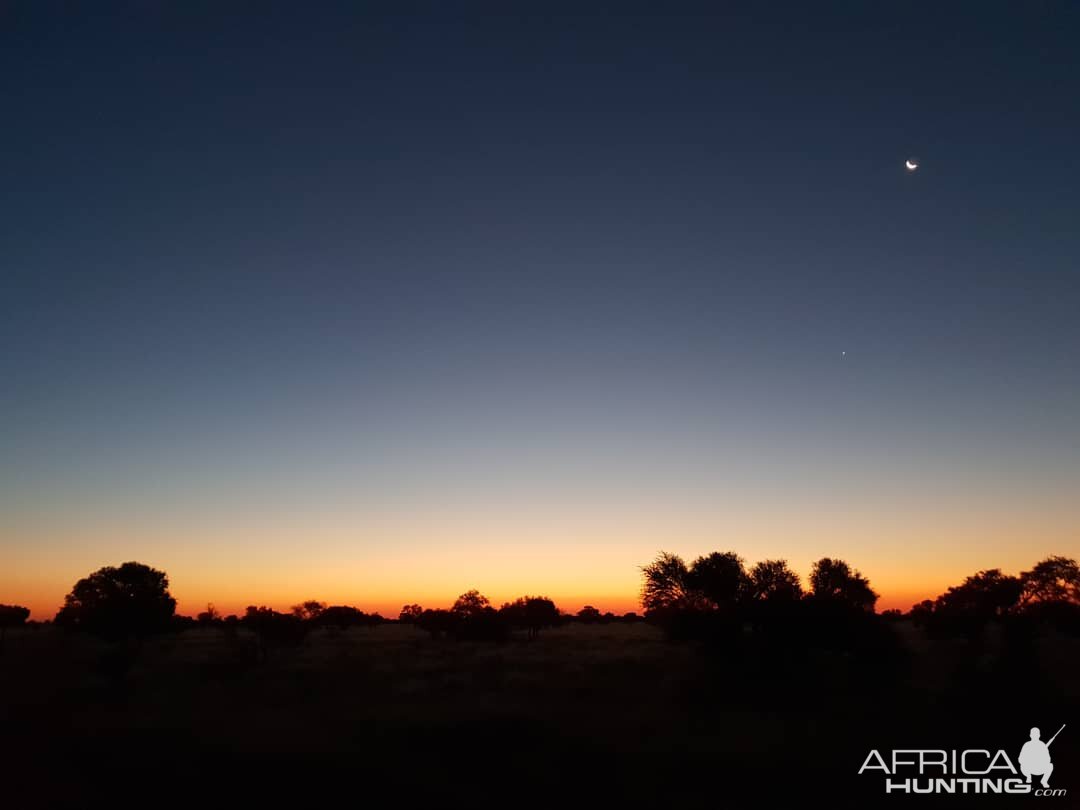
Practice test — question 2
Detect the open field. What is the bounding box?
[2,621,1078,808]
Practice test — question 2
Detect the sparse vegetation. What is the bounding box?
[4,554,1078,806]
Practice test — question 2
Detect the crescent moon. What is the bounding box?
[905,160,918,171]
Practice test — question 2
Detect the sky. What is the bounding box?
[2,2,1079,619]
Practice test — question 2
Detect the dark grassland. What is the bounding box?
[2,621,1077,809]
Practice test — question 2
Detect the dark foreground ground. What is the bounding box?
[2,621,1077,809]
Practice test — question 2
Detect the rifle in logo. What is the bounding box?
[1020,724,1064,788]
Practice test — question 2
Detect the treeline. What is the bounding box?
[638,551,882,647]
[637,550,1080,642]
[641,552,876,616]
[908,555,1080,637]
[2,553,1077,649]
[0,562,637,647]
[397,592,638,642]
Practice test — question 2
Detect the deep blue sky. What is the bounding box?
[3,2,1079,613]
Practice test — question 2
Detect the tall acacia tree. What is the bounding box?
[641,552,697,615]
[1020,556,1080,606]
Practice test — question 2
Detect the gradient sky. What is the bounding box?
[3,2,1079,618]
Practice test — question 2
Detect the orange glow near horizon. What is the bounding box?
[4,485,1077,620]
[0,574,1039,622]
[0,576,927,622]
[5,518,1076,620]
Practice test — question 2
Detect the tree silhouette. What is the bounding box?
[291,600,328,621]
[743,559,804,637]
[808,558,878,612]
[319,605,366,631]
[748,559,803,602]
[914,569,1023,637]
[399,604,423,623]
[1020,556,1080,606]
[687,551,748,611]
[196,603,221,626]
[1016,556,1080,632]
[54,562,176,640]
[451,590,491,618]
[0,604,30,652]
[499,596,560,639]
[576,605,602,624]
[641,552,698,615]
[936,569,1022,619]
[444,590,507,641]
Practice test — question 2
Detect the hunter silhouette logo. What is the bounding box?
[1020,725,1064,788]
[858,724,1068,797]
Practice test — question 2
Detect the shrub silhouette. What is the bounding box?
[54,562,177,640]
[318,605,366,630]
[416,608,456,639]
[196,603,222,626]
[576,605,602,624]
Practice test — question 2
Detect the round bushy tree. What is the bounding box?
[808,558,878,612]
[54,562,177,640]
